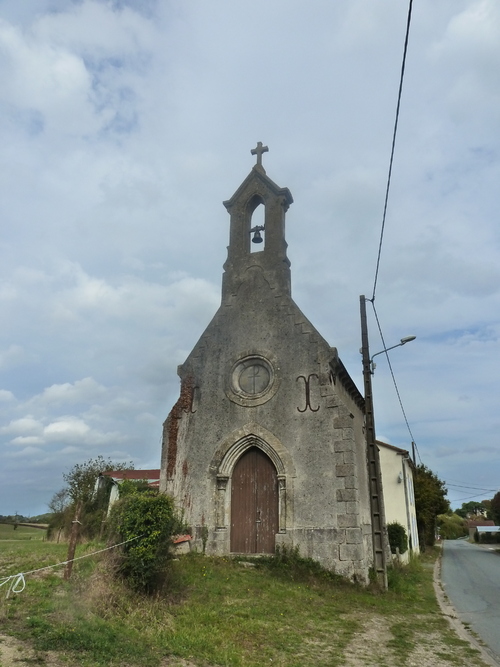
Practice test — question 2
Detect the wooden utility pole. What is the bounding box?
[360,295,388,589]
[63,501,82,581]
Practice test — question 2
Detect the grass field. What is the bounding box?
[0,523,46,541]
[0,541,492,667]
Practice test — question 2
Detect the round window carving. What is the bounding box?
[226,354,279,406]
[238,362,270,396]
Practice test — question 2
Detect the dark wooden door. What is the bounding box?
[230,447,278,554]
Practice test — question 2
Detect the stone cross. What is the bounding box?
[251,142,269,167]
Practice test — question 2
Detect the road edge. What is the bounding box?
[433,547,500,667]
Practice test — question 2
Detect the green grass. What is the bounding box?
[0,523,46,541]
[0,543,491,667]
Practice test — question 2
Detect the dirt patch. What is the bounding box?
[0,635,204,667]
[343,615,394,666]
[341,613,489,667]
[0,634,67,666]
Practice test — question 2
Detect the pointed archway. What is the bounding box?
[230,447,279,554]
[211,423,295,550]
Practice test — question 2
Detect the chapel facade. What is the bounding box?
[159,145,374,581]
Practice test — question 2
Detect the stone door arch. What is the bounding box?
[211,424,295,549]
[230,447,278,554]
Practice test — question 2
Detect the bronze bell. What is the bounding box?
[252,230,263,244]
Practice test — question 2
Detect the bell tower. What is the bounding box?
[222,143,294,303]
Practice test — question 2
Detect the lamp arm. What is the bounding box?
[370,342,403,363]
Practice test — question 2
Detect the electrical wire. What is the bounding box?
[448,491,494,502]
[363,1,420,462]
[446,477,499,489]
[372,0,414,302]
[446,483,498,494]
[370,300,421,462]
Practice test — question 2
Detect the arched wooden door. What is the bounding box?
[230,447,278,554]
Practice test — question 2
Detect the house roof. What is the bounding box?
[466,519,495,527]
[101,469,160,481]
[376,440,409,456]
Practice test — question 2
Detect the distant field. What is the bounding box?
[0,522,46,541]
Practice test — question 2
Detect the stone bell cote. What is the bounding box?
[221,143,294,303]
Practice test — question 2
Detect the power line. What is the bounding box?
[364,3,419,466]
[446,477,500,489]
[448,491,494,503]
[446,483,498,493]
[372,0,414,302]
[370,300,420,461]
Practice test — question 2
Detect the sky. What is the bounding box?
[1,0,499,516]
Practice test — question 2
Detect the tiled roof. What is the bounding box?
[376,440,409,456]
[466,519,495,527]
[101,469,160,481]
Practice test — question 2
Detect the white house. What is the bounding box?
[377,441,419,562]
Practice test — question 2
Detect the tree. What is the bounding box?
[437,513,468,540]
[47,488,71,542]
[455,501,487,519]
[413,464,449,548]
[48,488,69,514]
[63,456,131,504]
[491,491,500,525]
[48,456,133,541]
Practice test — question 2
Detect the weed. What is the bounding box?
[250,544,349,588]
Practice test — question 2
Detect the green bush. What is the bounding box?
[387,522,408,555]
[108,491,186,594]
[437,513,468,540]
[479,531,500,544]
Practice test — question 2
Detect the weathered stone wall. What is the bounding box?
[160,280,373,581]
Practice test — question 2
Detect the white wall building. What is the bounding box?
[378,441,419,563]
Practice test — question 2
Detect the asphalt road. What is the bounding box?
[441,539,500,663]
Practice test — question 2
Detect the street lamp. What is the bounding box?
[370,335,416,373]
[359,297,417,589]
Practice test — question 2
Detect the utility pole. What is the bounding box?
[360,295,388,589]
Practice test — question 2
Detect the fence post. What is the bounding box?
[64,501,82,581]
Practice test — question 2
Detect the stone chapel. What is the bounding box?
[159,144,374,582]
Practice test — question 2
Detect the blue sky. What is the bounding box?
[1,0,499,514]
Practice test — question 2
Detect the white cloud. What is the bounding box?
[0,390,15,402]
[6,445,44,458]
[0,345,25,369]
[43,416,90,439]
[2,416,43,436]
[0,0,499,514]
[10,435,44,446]
[33,378,106,407]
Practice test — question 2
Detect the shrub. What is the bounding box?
[387,522,408,555]
[438,513,468,540]
[108,492,186,594]
[479,531,500,544]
